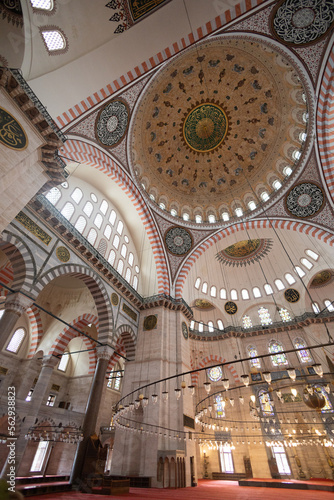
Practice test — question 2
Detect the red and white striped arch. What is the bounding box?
[191,354,240,386]
[26,305,43,359]
[317,41,334,205]
[56,0,266,129]
[63,139,169,294]
[175,219,334,298]
[48,313,99,375]
[0,261,13,299]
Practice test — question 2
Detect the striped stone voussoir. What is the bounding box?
[191,354,240,386]
[0,233,36,294]
[27,305,43,359]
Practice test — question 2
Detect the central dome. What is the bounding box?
[129,36,308,222]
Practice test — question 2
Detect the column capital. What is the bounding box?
[4,292,33,316]
[41,354,59,369]
[96,345,114,361]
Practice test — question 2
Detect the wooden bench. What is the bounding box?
[212,472,248,480]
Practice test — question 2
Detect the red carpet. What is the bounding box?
[25,479,334,500]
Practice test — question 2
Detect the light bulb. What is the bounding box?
[152,394,158,404]
[174,388,181,400]
[142,397,148,407]
[162,391,168,402]
[239,396,244,404]
[134,399,140,409]
[263,371,272,384]
[222,378,230,390]
[229,398,234,407]
[291,388,297,397]
[313,363,323,377]
[275,389,282,398]
[250,394,256,403]
[204,382,211,393]
[287,368,296,381]
[188,385,195,396]
[241,374,250,387]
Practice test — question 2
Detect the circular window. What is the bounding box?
[208,366,223,382]
[91,193,98,203]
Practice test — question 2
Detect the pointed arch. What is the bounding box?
[113,324,136,361]
[0,260,13,299]
[33,264,113,344]
[175,219,334,298]
[0,232,36,294]
[62,139,169,294]
[191,355,239,386]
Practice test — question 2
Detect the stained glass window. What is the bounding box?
[248,345,260,368]
[279,308,291,322]
[242,316,252,329]
[258,389,274,416]
[313,386,333,413]
[259,307,272,326]
[269,340,288,366]
[294,338,312,363]
[215,394,225,418]
[208,366,222,382]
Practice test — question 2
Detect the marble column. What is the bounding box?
[0,293,33,352]
[0,355,58,479]
[70,345,113,485]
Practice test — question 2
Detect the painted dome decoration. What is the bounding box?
[95,99,129,147]
[285,182,324,218]
[216,238,273,266]
[129,36,308,222]
[164,226,193,255]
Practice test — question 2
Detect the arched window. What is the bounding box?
[231,289,238,300]
[274,279,285,291]
[94,213,103,229]
[198,321,204,333]
[91,193,98,203]
[272,179,282,190]
[159,202,165,210]
[113,234,120,250]
[305,249,319,261]
[253,287,262,298]
[108,250,116,266]
[259,307,272,326]
[210,286,217,298]
[30,0,54,10]
[109,210,116,225]
[300,258,313,270]
[58,353,70,372]
[104,224,112,240]
[71,187,83,204]
[125,268,131,283]
[202,282,208,294]
[128,252,134,267]
[83,201,93,218]
[242,316,252,329]
[264,283,273,295]
[208,214,216,223]
[285,273,296,285]
[41,29,67,53]
[279,308,291,322]
[248,200,256,211]
[222,212,229,221]
[87,228,97,246]
[190,320,195,330]
[261,191,269,202]
[294,338,312,363]
[241,289,249,300]
[61,202,75,221]
[121,244,127,258]
[235,207,243,217]
[283,166,292,177]
[45,187,61,205]
[292,150,301,161]
[135,265,140,273]
[294,266,306,278]
[97,239,107,257]
[220,288,227,299]
[6,327,26,353]
[248,345,260,368]
[258,389,274,416]
[133,275,138,290]
[194,277,201,289]
[312,302,320,313]
[215,394,225,418]
[313,385,333,413]
[324,300,334,312]
[269,340,288,366]
[208,321,214,333]
[217,319,224,331]
[208,366,222,382]
[182,212,189,221]
[195,214,202,223]
[116,220,124,235]
[107,363,122,390]
[74,215,86,234]
[100,200,108,215]
[170,208,177,217]
[117,259,124,275]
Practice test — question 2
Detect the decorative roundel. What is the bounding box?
[286,182,324,218]
[208,366,222,382]
[310,270,333,288]
[272,0,334,46]
[143,315,157,331]
[56,246,70,262]
[0,107,27,150]
[284,288,300,303]
[182,102,229,154]
[95,99,129,147]
[164,226,193,255]
[182,321,188,339]
[225,301,238,315]
[111,293,119,306]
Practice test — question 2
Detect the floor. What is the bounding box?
[23,479,334,500]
